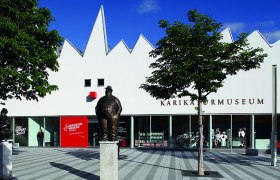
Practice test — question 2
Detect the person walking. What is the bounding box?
[37,129,44,146]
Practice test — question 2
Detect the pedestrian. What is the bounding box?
[37,128,44,146]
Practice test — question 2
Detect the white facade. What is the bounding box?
[5,6,280,117]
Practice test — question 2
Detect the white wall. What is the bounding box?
[5,6,280,116]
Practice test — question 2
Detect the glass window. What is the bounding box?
[278,115,280,148]
[45,117,60,147]
[28,117,44,146]
[118,116,131,147]
[134,116,150,147]
[173,115,189,148]
[151,116,168,147]
[189,115,209,149]
[254,115,272,149]
[203,115,209,148]
[232,115,250,148]
[212,115,231,148]
[88,117,99,146]
[278,115,280,140]
[84,79,91,87]
[190,115,199,149]
[254,115,271,139]
[98,79,104,87]
[14,117,28,146]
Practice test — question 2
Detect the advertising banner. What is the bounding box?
[61,116,88,147]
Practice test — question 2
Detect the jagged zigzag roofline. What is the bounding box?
[61,6,274,58]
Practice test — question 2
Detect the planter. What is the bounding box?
[0,142,12,179]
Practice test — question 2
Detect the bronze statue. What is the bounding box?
[95,86,122,141]
[0,108,12,141]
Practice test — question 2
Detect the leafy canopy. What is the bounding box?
[0,0,63,104]
[140,10,267,101]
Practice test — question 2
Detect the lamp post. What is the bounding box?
[271,65,277,166]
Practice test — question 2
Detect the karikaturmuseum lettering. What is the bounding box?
[160,98,264,106]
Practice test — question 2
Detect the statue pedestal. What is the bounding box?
[0,142,12,179]
[99,141,118,180]
[12,143,19,155]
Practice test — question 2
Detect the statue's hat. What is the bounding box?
[105,86,113,91]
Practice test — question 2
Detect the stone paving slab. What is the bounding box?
[10,147,280,180]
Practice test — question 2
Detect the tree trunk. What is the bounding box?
[198,97,204,175]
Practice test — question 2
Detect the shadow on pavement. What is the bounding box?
[54,149,100,160]
[53,148,129,161]
[135,148,277,167]
[50,162,99,180]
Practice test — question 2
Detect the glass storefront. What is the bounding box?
[189,115,209,148]
[173,115,189,148]
[134,116,151,147]
[14,117,28,146]
[254,115,272,149]
[87,116,131,147]
[88,117,99,146]
[118,116,131,147]
[28,117,44,146]
[278,115,280,140]
[133,116,169,147]
[9,114,280,149]
[232,115,250,148]
[212,115,231,148]
[45,117,60,147]
[151,116,168,147]
[13,116,61,147]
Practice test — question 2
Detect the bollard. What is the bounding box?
[0,142,12,179]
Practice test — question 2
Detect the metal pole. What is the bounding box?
[230,114,232,153]
[12,117,15,143]
[43,117,46,147]
[189,115,192,148]
[209,115,212,151]
[168,115,172,148]
[250,115,255,149]
[130,116,134,149]
[149,116,152,147]
[271,65,277,166]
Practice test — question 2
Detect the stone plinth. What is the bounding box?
[100,141,118,180]
[0,142,12,179]
[246,148,259,156]
[12,143,19,155]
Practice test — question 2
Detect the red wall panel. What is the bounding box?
[61,116,88,147]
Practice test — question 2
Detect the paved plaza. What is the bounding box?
[11,147,280,180]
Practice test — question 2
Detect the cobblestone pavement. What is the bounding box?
[11,147,280,180]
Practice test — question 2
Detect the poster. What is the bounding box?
[118,120,128,146]
[61,116,88,147]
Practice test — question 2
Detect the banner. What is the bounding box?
[61,116,88,147]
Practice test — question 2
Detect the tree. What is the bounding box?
[0,0,63,104]
[140,10,267,175]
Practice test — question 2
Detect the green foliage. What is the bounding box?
[0,0,63,104]
[140,10,267,102]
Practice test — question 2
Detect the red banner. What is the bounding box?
[61,116,88,147]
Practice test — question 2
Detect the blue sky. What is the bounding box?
[39,0,280,52]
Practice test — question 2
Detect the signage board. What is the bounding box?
[61,116,88,147]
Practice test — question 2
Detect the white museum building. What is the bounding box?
[3,6,280,149]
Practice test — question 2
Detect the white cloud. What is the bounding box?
[136,0,160,14]
[223,21,280,43]
[258,20,275,27]
[223,22,246,34]
[263,30,280,43]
